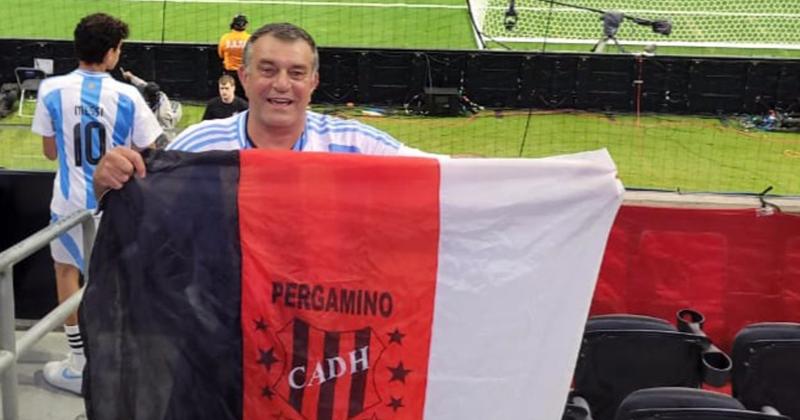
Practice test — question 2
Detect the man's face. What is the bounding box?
[219,82,236,104]
[239,35,318,131]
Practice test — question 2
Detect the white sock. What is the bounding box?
[64,324,86,371]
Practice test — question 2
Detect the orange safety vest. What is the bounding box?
[218,30,250,71]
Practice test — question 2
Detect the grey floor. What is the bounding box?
[1,331,85,420]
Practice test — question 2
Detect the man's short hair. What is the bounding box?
[74,13,129,64]
[218,74,236,86]
[242,22,318,72]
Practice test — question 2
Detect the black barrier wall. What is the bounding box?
[0,170,58,320]
[1,39,799,113]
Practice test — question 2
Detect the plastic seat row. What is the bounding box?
[563,311,800,420]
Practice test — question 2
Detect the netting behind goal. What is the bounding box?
[469,0,800,50]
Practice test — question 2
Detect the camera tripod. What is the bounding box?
[539,0,671,53]
[591,35,626,53]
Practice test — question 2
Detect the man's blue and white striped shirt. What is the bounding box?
[167,111,427,156]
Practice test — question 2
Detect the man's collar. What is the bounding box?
[242,112,307,151]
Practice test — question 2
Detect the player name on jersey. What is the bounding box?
[74,104,104,117]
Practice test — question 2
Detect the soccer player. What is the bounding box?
[94,22,435,194]
[202,74,248,120]
[31,13,163,394]
[218,14,250,98]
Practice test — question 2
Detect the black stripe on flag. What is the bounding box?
[317,331,340,420]
[289,318,310,412]
[347,327,371,418]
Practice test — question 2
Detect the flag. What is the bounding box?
[82,149,623,420]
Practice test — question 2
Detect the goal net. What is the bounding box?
[467,0,800,50]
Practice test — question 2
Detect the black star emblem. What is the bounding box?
[387,328,405,345]
[388,361,411,383]
[387,396,404,412]
[257,347,279,371]
[261,385,274,399]
[254,317,268,332]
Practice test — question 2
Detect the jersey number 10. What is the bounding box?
[73,121,107,167]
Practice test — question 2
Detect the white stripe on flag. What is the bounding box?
[424,149,624,419]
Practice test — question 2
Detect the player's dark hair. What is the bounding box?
[74,13,129,64]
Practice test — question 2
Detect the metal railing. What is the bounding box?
[0,210,95,420]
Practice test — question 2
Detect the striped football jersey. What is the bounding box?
[32,69,162,213]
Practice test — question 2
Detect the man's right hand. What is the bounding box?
[93,148,147,199]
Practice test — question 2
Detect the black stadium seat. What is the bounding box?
[573,310,732,420]
[733,322,800,420]
[615,387,790,420]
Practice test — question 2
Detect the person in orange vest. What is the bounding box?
[218,14,250,98]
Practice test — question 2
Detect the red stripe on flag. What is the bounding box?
[239,151,441,420]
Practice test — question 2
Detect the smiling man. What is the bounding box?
[93,23,433,195]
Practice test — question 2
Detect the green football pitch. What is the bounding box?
[1,0,474,49]
[1,0,799,57]
[2,104,799,195]
[1,0,798,195]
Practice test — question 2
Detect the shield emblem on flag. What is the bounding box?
[255,317,387,419]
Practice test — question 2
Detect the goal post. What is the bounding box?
[467,0,800,51]
[466,0,490,49]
